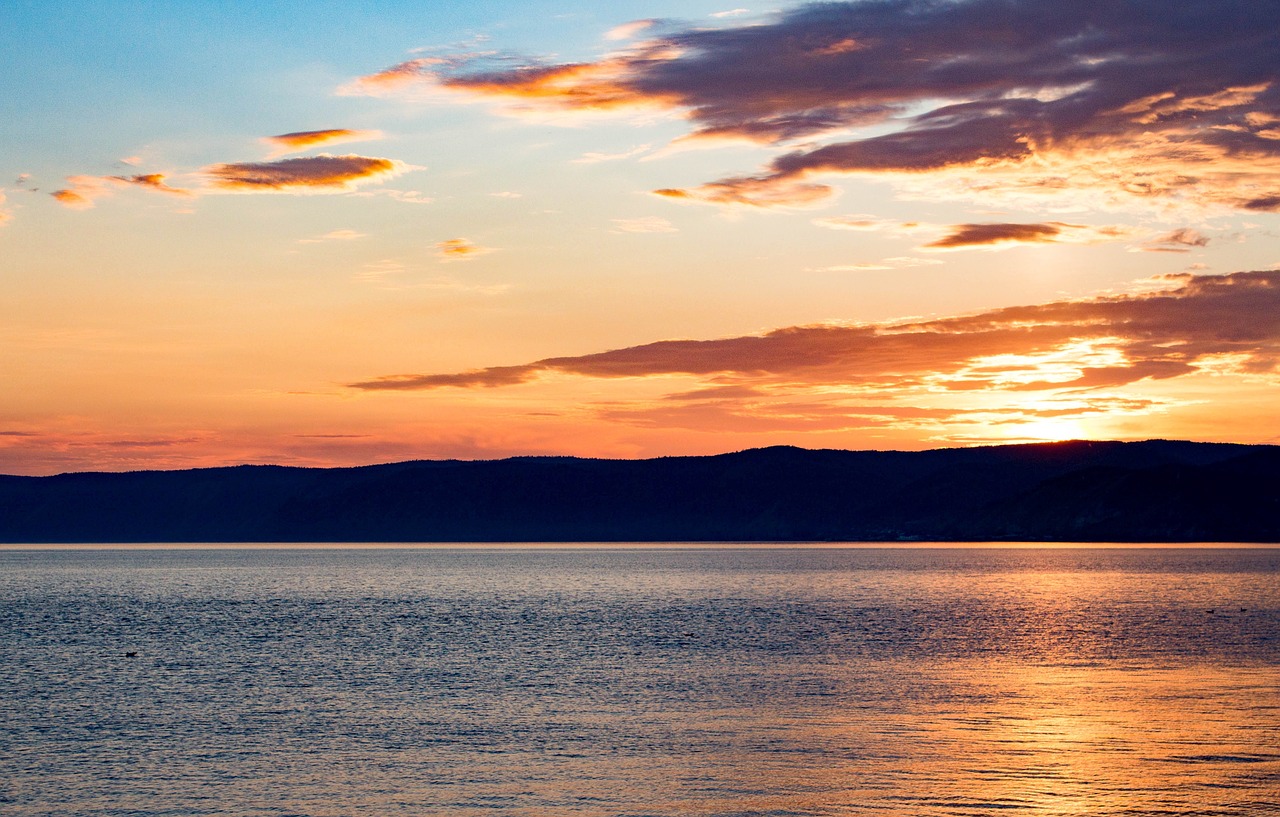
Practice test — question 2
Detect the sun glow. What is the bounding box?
[1008,415,1090,442]
[933,339,1130,390]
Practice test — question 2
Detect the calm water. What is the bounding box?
[2,546,1278,817]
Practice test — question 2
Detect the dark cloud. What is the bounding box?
[350,270,1280,394]
[1243,195,1280,212]
[206,154,407,192]
[355,0,1280,209]
[925,222,1070,249]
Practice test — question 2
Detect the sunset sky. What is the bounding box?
[3,0,1280,474]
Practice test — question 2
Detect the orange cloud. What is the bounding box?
[350,270,1280,397]
[51,154,405,209]
[339,57,451,96]
[593,391,1171,439]
[653,176,832,209]
[605,19,657,41]
[51,173,190,209]
[51,188,94,209]
[346,50,678,117]
[110,173,190,195]
[924,222,1072,250]
[814,215,925,234]
[263,128,382,155]
[1137,228,1211,253]
[435,237,494,261]
[205,154,408,192]
[442,60,657,112]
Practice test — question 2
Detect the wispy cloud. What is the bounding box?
[605,19,656,41]
[812,256,942,272]
[98,437,205,449]
[596,393,1165,439]
[813,215,926,234]
[348,0,1280,212]
[435,237,494,262]
[354,256,510,293]
[264,128,383,156]
[355,259,406,282]
[1136,228,1211,253]
[572,144,652,164]
[349,188,434,204]
[612,216,677,233]
[50,173,191,209]
[338,56,468,98]
[116,173,189,194]
[206,154,409,192]
[653,177,832,209]
[299,228,368,244]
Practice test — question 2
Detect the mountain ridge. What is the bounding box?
[1,439,1276,543]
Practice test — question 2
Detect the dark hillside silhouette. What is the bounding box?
[1,440,1276,542]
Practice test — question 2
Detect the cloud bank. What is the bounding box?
[350,0,1280,211]
[350,270,1280,398]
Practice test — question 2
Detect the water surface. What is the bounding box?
[2,546,1278,816]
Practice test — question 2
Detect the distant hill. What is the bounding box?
[1,440,1277,543]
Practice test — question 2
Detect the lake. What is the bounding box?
[2,546,1278,816]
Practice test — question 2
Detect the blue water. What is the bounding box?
[2,546,1278,816]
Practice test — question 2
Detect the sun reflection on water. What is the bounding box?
[3,547,1277,817]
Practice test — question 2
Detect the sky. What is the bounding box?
[3,0,1280,475]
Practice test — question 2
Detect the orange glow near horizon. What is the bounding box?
[4,0,1280,474]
